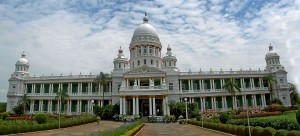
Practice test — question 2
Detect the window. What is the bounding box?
[133,62,134,68]
[150,47,152,54]
[138,60,140,65]
[144,48,147,54]
[138,47,141,55]
[169,61,171,66]
[169,83,173,91]
[144,59,146,65]
[151,59,153,65]
[119,63,121,68]
[280,78,283,83]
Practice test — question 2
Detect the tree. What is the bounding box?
[223,79,241,96]
[12,104,24,116]
[94,72,111,105]
[288,83,299,106]
[17,94,30,115]
[264,74,277,99]
[55,90,69,112]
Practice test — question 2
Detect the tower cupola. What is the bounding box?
[162,45,178,70]
[113,47,128,71]
[265,44,284,72]
[12,52,30,78]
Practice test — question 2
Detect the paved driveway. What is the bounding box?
[19,121,123,136]
[137,123,230,136]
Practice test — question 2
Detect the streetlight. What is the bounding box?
[184,98,188,122]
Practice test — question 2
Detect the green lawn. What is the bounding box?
[253,112,296,121]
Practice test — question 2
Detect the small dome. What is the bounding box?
[16,52,29,65]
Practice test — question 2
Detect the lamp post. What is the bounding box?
[184,98,188,121]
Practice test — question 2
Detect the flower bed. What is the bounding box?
[231,111,282,119]
[97,121,142,136]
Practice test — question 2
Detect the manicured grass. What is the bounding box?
[253,112,296,121]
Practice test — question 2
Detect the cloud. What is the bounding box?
[0,0,299,102]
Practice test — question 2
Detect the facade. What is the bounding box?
[7,14,291,116]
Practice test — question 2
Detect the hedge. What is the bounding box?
[188,120,300,136]
[0,116,97,135]
[227,118,300,130]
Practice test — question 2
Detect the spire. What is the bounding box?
[21,51,26,58]
[143,12,148,23]
[118,46,124,58]
[166,44,173,56]
[269,44,273,51]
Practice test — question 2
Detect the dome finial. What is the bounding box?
[269,44,273,51]
[21,51,26,58]
[143,12,148,23]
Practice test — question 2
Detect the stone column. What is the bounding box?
[179,80,182,92]
[152,96,156,116]
[49,100,52,113]
[211,97,214,109]
[199,80,202,91]
[253,94,257,107]
[163,97,166,115]
[261,94,266,107]
[123,97,126,115]
[212,79,215,91]
[79,100,82,113]
[191,80,193,91]
[136,97,139,115]
[222,96,225,111]
[188,80,191,91]
[242,95,246,108]
[149,96,152,116]
[120,97,123,115]
[133,97,136,115]
[100,100,104,107]
[224,96,228,110]
[69,100,72,114]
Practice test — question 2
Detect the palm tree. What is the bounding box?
[17,94,30,115]
[223,79,241,109]
[288,82,299,105]
[223,79,241,96]
[55,89,68,129]
[94,72,111,106]
[264,74,277,99]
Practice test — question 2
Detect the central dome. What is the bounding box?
[130,13,161,46]
[133,23,158,37]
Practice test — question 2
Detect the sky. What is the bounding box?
[0,0,299,102]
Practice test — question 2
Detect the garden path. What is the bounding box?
[137,123,231,136]
[19,120,123,136]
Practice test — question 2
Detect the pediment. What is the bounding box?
[124,65,165,75]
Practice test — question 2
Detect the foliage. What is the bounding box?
[98,121,142,136]
[270,98,283,105]
[274,129,288,136]
[289,83,299,106]
[286,130,300,136]
[0,103,7,113]
[264,74,277,97]
[94,105,116,120]
[223,79,241,96]
[251,126,264,136]
[35,114,47,124]
[12,104,24,116]
[276,106,288,114]
[219,112,229,124]
[17,94,30,115]
[196,116,201,121]
[228,117,300,130]
[122,123,144,136]
[94,72,111,101]
[2,112,9,120]
[0,116,97,135]
[261,127,276,136]
[296,107,300,124]
[232,111,281,119]
[168,100,199,119]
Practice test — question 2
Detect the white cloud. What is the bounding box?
[0,0,299,102]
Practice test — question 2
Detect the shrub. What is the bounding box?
[2,112,9,120]
[251,126,263,136]
[35,114,47,124]
[296,107,300,124]
[219,112,229,124]
[236,125,248,136]
[276,106,289,114]
[275,129,288,136]
[270,98,283,105]
[261,127,276,136]
[196,116,201,121]
[286,130,300,136]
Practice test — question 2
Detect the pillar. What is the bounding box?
[222,96,225,110]
[163,97,166,115]
[179,80,182,92]
[253,94,257,107]
[165,96,170,115]
[136,97,139,115]
[211,97,214,109]
[152,96,156,116]
[123,97,126,115]
[133,97,136,115]
[224,96,228,110]
[119,97,123,115]
[79,100,82,113]
[149,96,152,116]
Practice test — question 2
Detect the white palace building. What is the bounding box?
[6,14,291,116]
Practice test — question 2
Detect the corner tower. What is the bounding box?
[265,45,284,72]
[129,13,162,69]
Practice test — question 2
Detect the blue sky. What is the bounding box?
[0,0,299,102]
